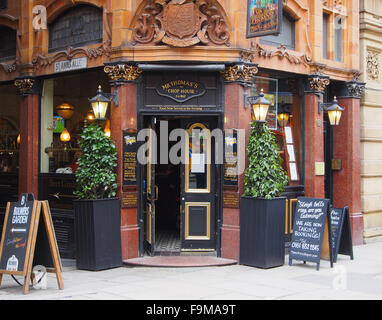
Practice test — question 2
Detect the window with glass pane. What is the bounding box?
[260,13,295,50]
[323,14,329,60]
[187,125,209,191]
[334,16,343,62]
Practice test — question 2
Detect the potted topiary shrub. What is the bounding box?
[73,123,122,271]
[240,121,289,269]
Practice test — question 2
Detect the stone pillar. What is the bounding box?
[304,74,330,198]
[14,77,40,198]
[104,63,142,260]
[333,80,366,245]
[221,63,258,260]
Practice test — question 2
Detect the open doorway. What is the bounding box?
[142,115,219,256]
[154,118,181,254]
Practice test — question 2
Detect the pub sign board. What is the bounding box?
[246,0,283,38]
[288,197,334,271]
[330,207,354,263]
[0,195,64,294]
[0,194,36,275]
[156,80,206,103]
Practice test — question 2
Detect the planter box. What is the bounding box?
[240,196,286,269]
[74,198,122,271]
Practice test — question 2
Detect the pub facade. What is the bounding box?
[0,0,364,262]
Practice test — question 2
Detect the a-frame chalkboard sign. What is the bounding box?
[330,206,354,263]
[288,197,334,271]
[0,194,63,294]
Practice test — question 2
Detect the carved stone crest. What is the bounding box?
[132,0,230,47]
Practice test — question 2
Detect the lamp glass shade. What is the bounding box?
[91,101,108,120]
[56,103,74,120]
[17,134,20,144]
[327,108,343,126]
[252,103,270,122]
[60,128,71,142]
[277,113,289,127]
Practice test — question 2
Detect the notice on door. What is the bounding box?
[191,153,205,173]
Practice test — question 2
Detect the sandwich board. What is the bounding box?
[0,194,63,294]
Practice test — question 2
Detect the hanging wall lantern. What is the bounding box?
[88,85,119,121]
[318,96,345,126]
[89,86,109,121]
[247,89,271,123]
[326,97,344,126]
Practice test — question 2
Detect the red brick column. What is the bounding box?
[106,64,141,261]
[15,78,39,198]
[304,92,325,198]
[303,75,330,198]
[221,64,256,260]
[333,82,365,246]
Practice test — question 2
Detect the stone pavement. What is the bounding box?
[1,241,382,300]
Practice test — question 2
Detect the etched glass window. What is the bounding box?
[49,5,103,52]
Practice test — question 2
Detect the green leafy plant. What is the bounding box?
[244,123,289,199]
[74,123,118,200]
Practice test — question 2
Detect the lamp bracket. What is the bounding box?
[318,102,331,114]
[104,91,119,106]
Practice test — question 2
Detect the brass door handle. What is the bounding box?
[153,185,159,201]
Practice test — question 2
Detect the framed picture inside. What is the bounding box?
[246,0,283,38]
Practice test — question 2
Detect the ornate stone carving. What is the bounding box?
[308,74,330,93]
[132,0,230,48]
[14,77,35,96]
[366,50,380,81]
[104,64,143,82]
[32,40,111,70]
[346,81,366,98]
[0,61,17,73]
[251,43,312,66]
[221,64,258,83]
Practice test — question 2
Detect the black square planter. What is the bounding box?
[240,196,286,269]
[74,198,122,271]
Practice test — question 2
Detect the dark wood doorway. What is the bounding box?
[142,115,219,256]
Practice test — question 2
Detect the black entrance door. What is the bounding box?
[180,118,217,251]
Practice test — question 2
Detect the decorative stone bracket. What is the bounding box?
[104,63,143,84]
[221,63,259,84]
[14,77,36,96]
[307,73,330,93]
[345,81,366,99]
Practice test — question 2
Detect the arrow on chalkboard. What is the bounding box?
[11,228,27,233]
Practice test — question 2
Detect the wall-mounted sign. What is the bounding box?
[122,131,138,187]
[156,80,206,103]
[224,130,238,187]
[122,191,138,208]
[246,0,283,38]
[54,57,88,73]
[223,191,240,209]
